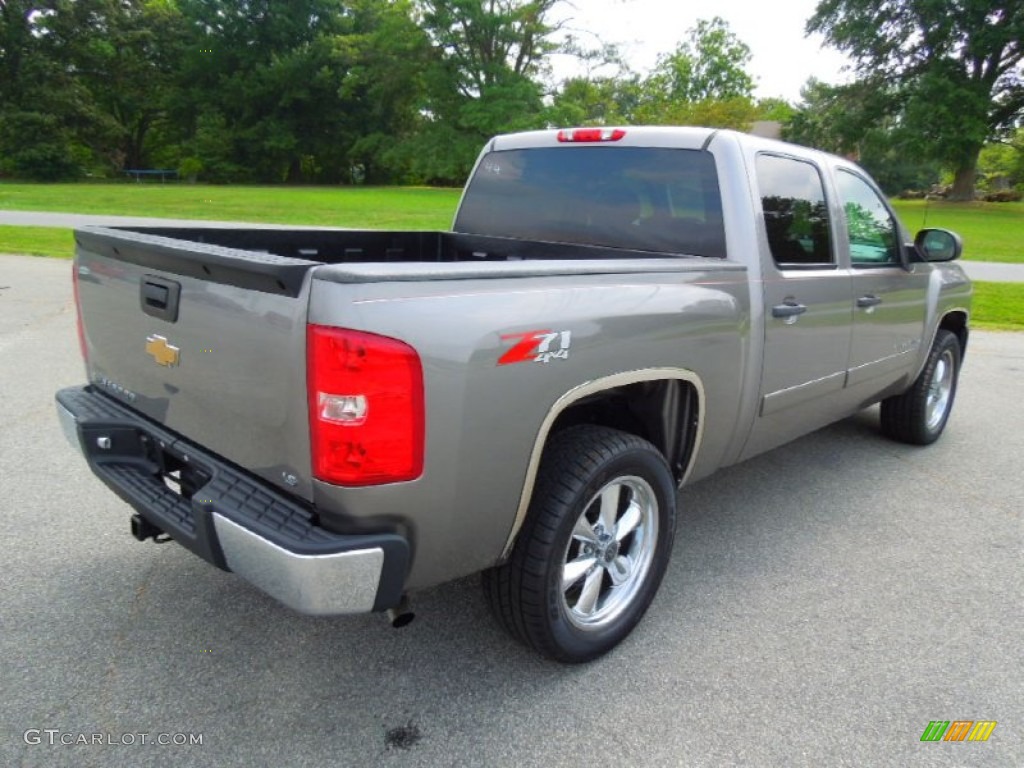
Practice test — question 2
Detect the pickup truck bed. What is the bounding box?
[65,221,750,586]
[86,225,717,268]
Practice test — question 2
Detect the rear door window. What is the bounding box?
[755,154,834,268]
[455,147,726,258]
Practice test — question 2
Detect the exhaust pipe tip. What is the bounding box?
[386,596,415,628]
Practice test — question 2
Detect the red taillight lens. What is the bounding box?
[307,325,424,486]
[556,128,626,143]
[72,261,88,363]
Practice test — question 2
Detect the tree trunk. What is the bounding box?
[286,157,302,184]
[947,151,980,201]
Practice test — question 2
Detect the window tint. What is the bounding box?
[836,170,899,265]
[756,154,833,267]
[455,147,726,258]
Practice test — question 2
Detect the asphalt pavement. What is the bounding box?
[1,254,1022,767]
[1,210,1023,282]
[959,260,1024,282]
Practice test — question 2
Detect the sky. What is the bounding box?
[549,0,855,103]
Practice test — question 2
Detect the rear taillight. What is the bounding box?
[72,261,88,363]
[307,325,424,486]
[556,128,626,143]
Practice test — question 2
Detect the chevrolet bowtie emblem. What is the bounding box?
[145,334,181,367]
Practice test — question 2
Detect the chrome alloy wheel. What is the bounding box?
[561,476,659,631]
[925,349,955,431]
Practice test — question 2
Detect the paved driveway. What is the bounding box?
[1,254,1021,767]
[959,260,1024,282]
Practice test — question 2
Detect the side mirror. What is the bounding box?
[914,228,963,262]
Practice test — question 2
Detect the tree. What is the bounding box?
[159,0,431,183]
[785,78,943,193]
[546,74,642,126]
[0,1,34,105]
[978,128,1024,190]
[409,0,562,183]
[1,0,641,185]
[631,17,757,129]
[339,0,432,183]
[784,78,883,156]
[419,0,559,95]
[543,37,643,127]
[645,16,754,104]
[756,97,797,124]
[808,0,1024,200]
[547,19,770,132]
[45,0,191,172]
[0,1,85,178]
[170,0,367,182]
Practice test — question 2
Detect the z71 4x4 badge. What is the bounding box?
[498,330,572,366]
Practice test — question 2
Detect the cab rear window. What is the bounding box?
[454,147,726,258]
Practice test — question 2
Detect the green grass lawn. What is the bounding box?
[971,282,1024,331]
[891,200,1023,264]
[0,183,461,229]
[0,226,75,257]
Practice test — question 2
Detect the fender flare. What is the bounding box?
[499,367,706,558]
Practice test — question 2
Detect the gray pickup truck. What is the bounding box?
[56,127,970,662]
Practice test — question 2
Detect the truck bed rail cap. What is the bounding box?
[313,259,747,284]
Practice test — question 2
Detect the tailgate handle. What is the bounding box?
[143,282,168,307]
[140,275,181,322]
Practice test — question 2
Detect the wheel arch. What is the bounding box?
[499,368,705,559]
[937,309,969,360]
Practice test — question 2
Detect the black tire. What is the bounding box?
[880,329,961,445]
[482,425,676,663]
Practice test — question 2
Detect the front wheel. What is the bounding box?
[483,425,676,663]
[880,329,962,445]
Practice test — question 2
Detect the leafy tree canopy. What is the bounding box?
[646,16,754,104]
[406,0,562,182]
[808,0,1024,199]
[550,17,762,132]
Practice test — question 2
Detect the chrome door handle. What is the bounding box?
[857,295,883,308]
[771,302,808,319]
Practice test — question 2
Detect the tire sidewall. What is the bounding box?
[540,444,676,661]
[920,332,961,442]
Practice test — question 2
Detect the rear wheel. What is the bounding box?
[880,329,961,445]
[483,425,676,663]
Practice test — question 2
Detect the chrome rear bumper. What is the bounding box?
[56,386,409,615]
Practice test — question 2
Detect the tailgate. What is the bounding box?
[74,227,320,501]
